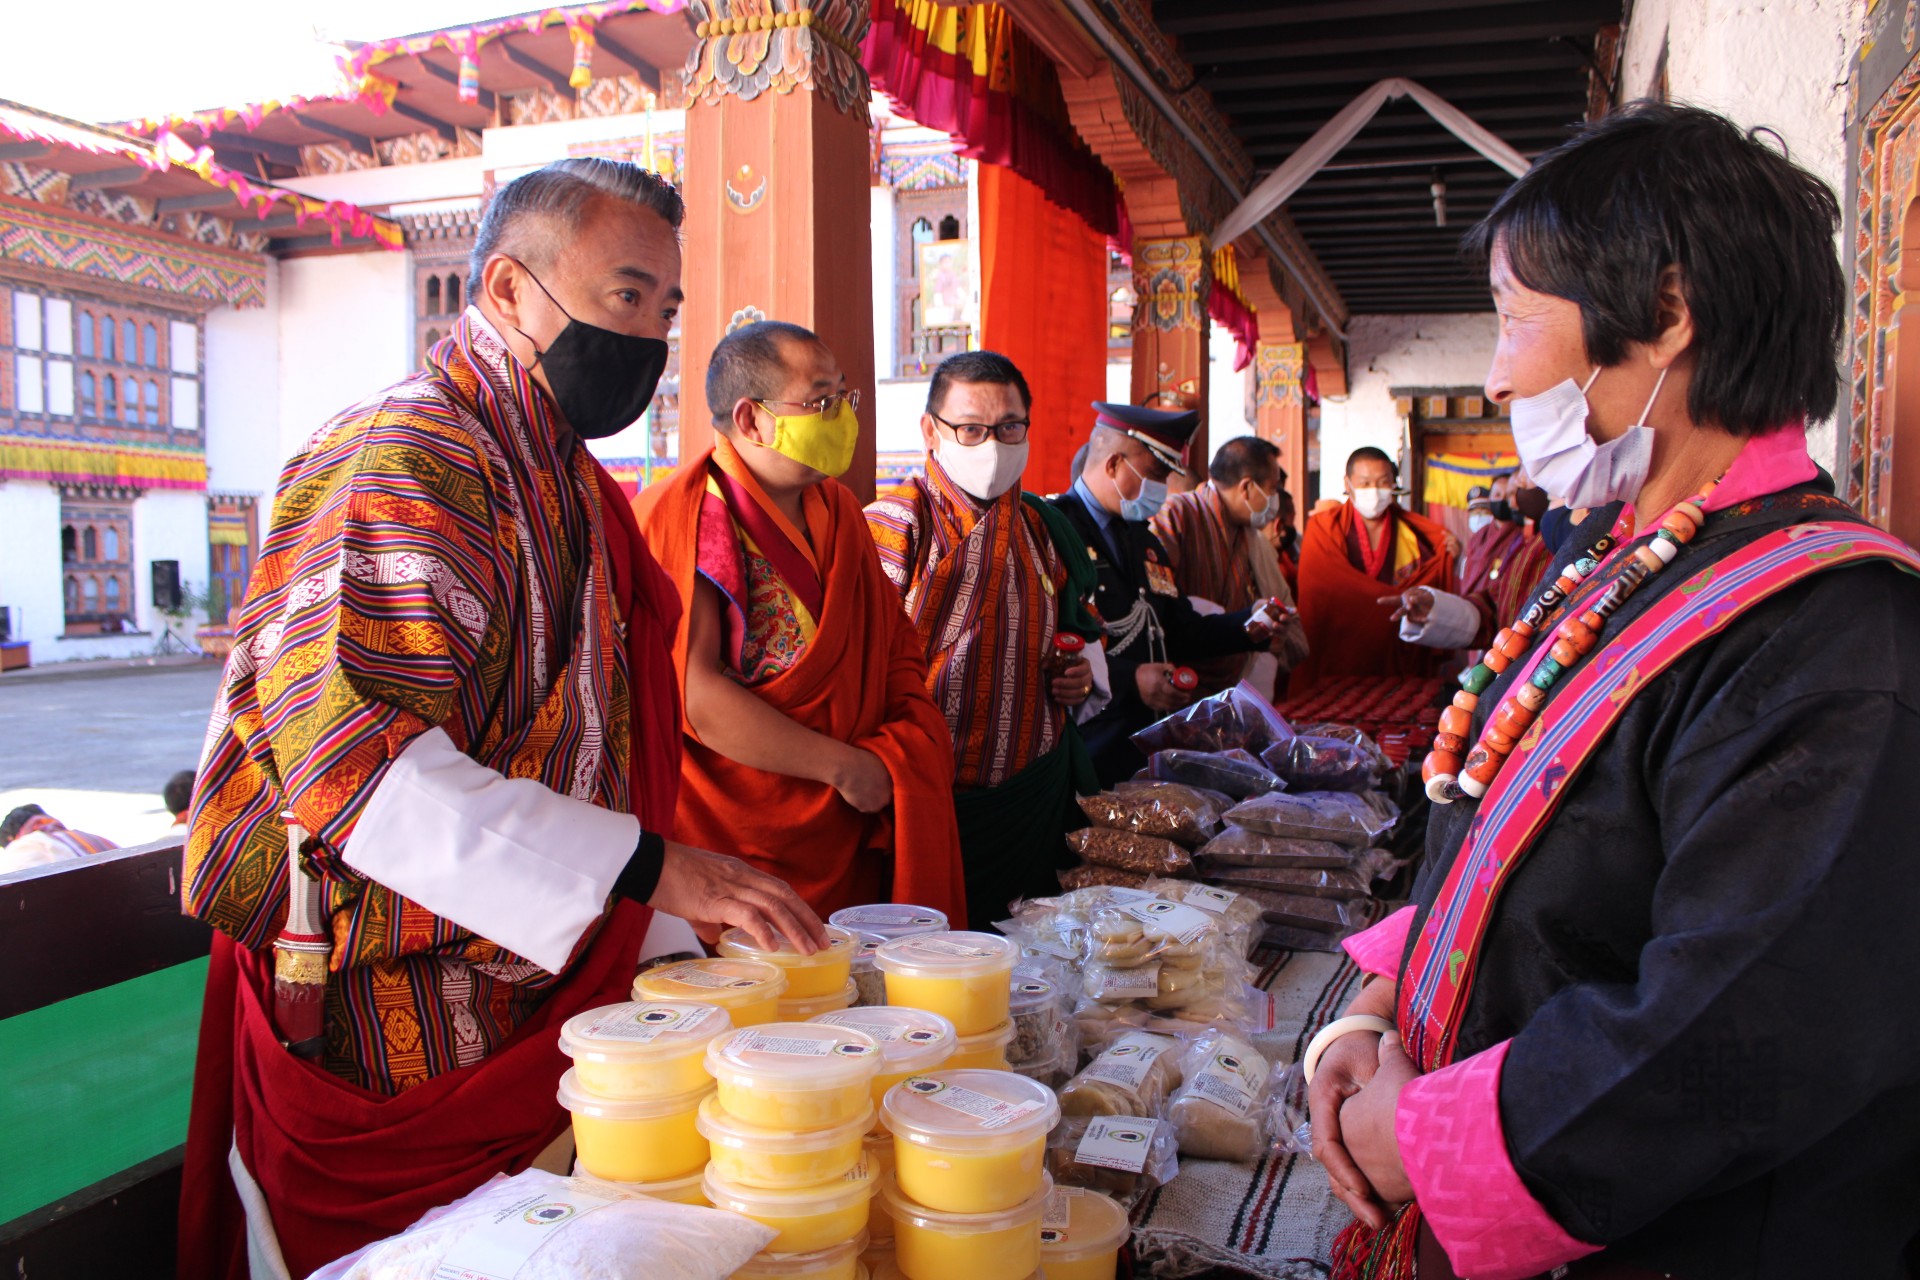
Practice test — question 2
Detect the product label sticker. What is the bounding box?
[819,1013,904,1042]
[1089,963,1161,1000]
[904,937,998,960]
[1119,898,1215,945]
[432,1187,618,1279]
[1189,1041,1262,1117]
[580,1003,705,1042]
[838,906,943,927]
[1081,1032,1172,1089]
[649,963,761,990]
[1073,1116,1160,1173]
[1101,886,1157,904]
[902,1077,1045,1129]
[1042,1185,1080,1231]
[1181,884,1241,915]
[731,1030,874,1059]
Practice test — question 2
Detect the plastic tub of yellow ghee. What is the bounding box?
[779,978,859,1021]
[812,1006,958,1123]
[698,1091,875,1189]
[616,1166,710,1206]
[720,926,860,999]
[880,1069,1060,1214]
[558,1070,710,1183]
[633,956,788,1027]
[733,1230,871,1280]
[706,1021,883,1131]
[863,1129,898,1243]
[703,1157,879,1254]
[558,999,731,1100]
[1038,1186,1129,1280]
[870,1262,1039,1280]
[828,903,951,943]
[947,1019,1015,1071]
[874,932,1018,1036]
[882,1170,1052,1280]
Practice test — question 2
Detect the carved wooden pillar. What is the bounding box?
[680,2,878,500]
[1252,340,1309,521]
[1130,234,1211,467]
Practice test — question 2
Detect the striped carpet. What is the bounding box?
[1132,945,1366,1279]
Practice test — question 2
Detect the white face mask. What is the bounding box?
[1120,458,1169,522]
[1509,365,1667,509]
[1468,512,1494,535]
[936,436,1028,501]
[1351,487,1395,520]
[1245,483,1280,529]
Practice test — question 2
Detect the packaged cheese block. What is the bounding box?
[558,1000,731,1100]
[881,1069,1059,1214]
[634,957,788,1027]
[1056,1030,1182,1117]
[719,926,861,999]
[705,1022,883,1132]
[1165,1030,1272,1162]
[874,932,1018,1035]
[558,1070,710,1183]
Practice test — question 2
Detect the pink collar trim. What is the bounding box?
[1702,421,1818,513]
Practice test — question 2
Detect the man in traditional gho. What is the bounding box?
[1387,475,1554,659]
[1306,104,1920,1280]
[634,321,967,924]
[865,351,1104,929]
[0,803,115,872]
[1288,446,1455,694]
[1151,435,1309,698]
[1050,402,1277,785]
[176,160,824,1280]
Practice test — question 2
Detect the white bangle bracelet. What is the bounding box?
[1301,1014,1396,1085]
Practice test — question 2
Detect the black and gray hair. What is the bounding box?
[1,803,46,845]
[1463,101,1845,436]
[1209,435,1282,488]
[927,350,1032,417]
[468,158,684,295]
[707,320,821,427]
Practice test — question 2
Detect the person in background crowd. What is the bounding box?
[1288,446,1457,694]
[165,769,196,830]
[866,350,1104,929]
[1387,471,1555,657]
[1151,435,1309,699]
[1050,402,1280,785]
[1268,484,1303,592]
[634,320,967,923]
[0,803,117,873]
[1067,442,1089,493]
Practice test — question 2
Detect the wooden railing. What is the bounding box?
[897,324,973,377]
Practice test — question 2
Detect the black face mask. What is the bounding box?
[1489,499,1515,523]
[1512,486,1550,524]
[511,262,669,440]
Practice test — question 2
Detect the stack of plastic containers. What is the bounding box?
[632,955,789,1026]
[555,1000,731,1189]
[874,932,1017,1042]
[702,1021,885,1269]
[827,904,951,1008]
[877,1068,1061,1280]
[717,926,862,1021]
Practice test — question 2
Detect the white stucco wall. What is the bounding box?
[133,488,210,635]
[0,480,65,654]
[275,251,413,459]
[1316,313,1498,501]
[875,378,930,455]
[1208,323,1254,450]
[1616,0,1862,473]
[204,259,285,497]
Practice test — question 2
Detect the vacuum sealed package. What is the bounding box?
[1130,682,1296,756]
[1196,865,1373,901]
[1079,783,1226,846]
[1080,893,1252,1019]
[1138,749,1284,801]
[314,1170,775,1280]
[1065,827,1193,876]
[1059,863,1151,891]
[1235,888,1365,933]
[1194,826,1359,872]
[1223,790,1399,849]
[1046,1114,1180,1207]
[1166,1030,1273,1163]
[1058,1029,1185,1116]
[1260,733,1385,794]
[1139,877,1266,959]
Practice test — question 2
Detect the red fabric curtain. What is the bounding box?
[979,163,1109,495]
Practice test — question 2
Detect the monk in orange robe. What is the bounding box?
[1289,445,1457,695]
[634,321,966,925]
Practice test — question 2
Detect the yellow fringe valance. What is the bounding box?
[0,436,208,490]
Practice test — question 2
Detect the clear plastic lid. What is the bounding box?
[718,926,859,966]
[811,1006,957,1076]
[555,1069,712,1120]
[705,1022,883,1092]
[828,904,951,942]
[873,931,1018,980]
[703,1154,879,1218]
[1038,1186,1130,1259]
[877,1168,1055,1233]
[733,1231,871,1278]
[953,1018,1014,1057]
[776,979,860,1019]
[696,1090,876,1153]
[1007,976,1057,1018]
[880,1068,1060,1150]
[592,1166,708,1202]
[559,1000,731,1064]
[633,957,788,1005]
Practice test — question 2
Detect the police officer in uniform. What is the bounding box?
[1051,402,1273,785]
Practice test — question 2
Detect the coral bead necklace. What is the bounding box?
[1423,475,1722,804]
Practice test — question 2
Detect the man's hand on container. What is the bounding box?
[650,840,828,954]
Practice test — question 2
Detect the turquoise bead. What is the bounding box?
[1459,663,1495,695]
[1532,658,1564,688]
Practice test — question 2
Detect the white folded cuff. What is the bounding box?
[1077,639,1114,725]
[1399,588,1481,650]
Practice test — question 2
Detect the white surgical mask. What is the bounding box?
[1468,512,1494,535]
[1246,484,1280,529]
[936,436,1028,501]
[1509,365,1666,509]
[1120,458,1169,522]
[1351,487,1395,520]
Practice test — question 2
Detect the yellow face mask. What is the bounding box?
[758,397,860,479]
